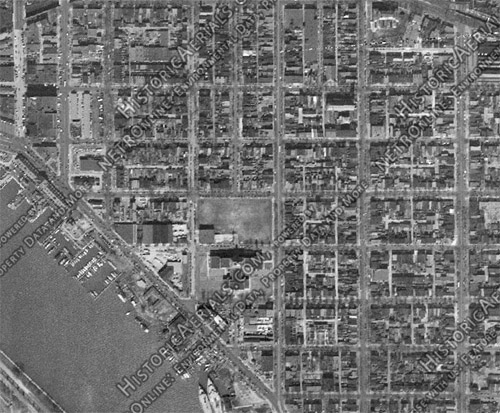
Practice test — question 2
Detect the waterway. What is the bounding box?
[0,179,202,413]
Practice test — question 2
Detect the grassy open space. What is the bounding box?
[198,198,272,243]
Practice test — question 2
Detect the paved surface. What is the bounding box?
[272,1,288,412]
[13,0,26,139]
[357,1,370,411]
[58,0,71,183]
[455,18,471,413]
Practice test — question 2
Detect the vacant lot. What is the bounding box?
[198,198,272,243]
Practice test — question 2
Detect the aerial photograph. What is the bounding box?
[0,0,499,412]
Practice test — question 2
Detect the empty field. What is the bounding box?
[197,198,272,243]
